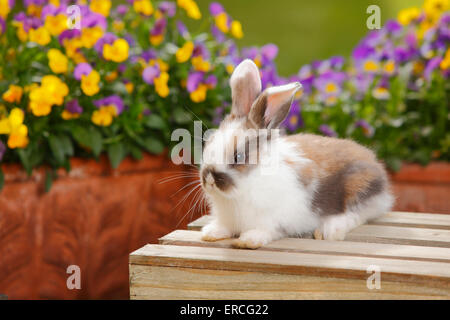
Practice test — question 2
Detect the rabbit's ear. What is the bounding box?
[230,59,262,117]
[249,82,301,129]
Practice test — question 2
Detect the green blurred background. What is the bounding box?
[192,0,423,76]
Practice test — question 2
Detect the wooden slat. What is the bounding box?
[130,244,450,288]
[130,265,450,300]
[187,212,450,231]
[187,214,450,248]
[187,215,211,231]
[369,212,450,230]
[345,225,450,248]
[159,230,450,263]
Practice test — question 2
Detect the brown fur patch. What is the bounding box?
[286,133,389,215]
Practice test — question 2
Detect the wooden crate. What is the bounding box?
[129,211,450,299]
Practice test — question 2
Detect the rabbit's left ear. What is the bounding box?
[248,82,302,129]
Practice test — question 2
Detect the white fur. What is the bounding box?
[201,134,320,248]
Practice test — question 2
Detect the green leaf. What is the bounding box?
[59,135,74,157]
[107,143,125,169]
[45,171,53,193]
[144,114,166,129]
[129,145,143,160]
[89,127,103,157]
[72,125,91,148]
[17,149,32,175]
[49,135,65,164]
[143,136,164,154]
[173,107,193,124]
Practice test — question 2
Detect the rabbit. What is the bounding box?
[199,59,394,249]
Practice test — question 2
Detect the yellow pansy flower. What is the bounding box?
[48,49,68,74]
[150,34,164,46]
[0,109,29,149]
[13,22,28,42]
[134,0,154,16]
[0,0,11,19]
[154,72,170,98]
[363,60,379,73]
[44,14,68,36]
[81,70,101,96]
[41,75,69,106]
[190,84,208,103]
[191,56,210,72]
[103,39,129,63]
[29,27,51,46]
[397,7,421,25]
[90,0,111,17]
[2,85,23,104]
[61,110,80,120]
[440,49,450,70]
[231,21,243,39]
[215,12,229,33]
[424,0,449,20]
[178,0,201,20]
[91,105,116,126]
[175,41,194,63]
[383,60,396,75]
[81,26,104,49]
[27,4,42,18]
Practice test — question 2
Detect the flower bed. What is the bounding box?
[0,0,448,186]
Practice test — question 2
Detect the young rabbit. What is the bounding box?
[200,59,394,249]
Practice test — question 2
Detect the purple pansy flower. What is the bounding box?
[94,33,117,55]
[319,124,337,137]
[204,74,217,88]
[355,120,374,137]
[159,1,176,17]
[424,57,443,80]
[211,25,225,43]
[385,20,402,36]
[74,63,93,80]
[282,100,303,132]
[209,2,224,16]
[142,65,160,84]
[58,29,81,46]
[116,5,129,15]
[177,21,189,38]
[94,95,125,115]
[187,71,204,92]
[150,18,167,37]
[65,99,83,114]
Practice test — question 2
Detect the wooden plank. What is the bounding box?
[187,215,211,231]
[187,212,450,232]
[369,212,450,230]
[159,230,450,263]
[346,225,450,248]
[187,216,450,248]
[130,244,450,288]
[130,265,450,299]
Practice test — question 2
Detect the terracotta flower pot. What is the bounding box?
[0,153,201,299]
[389,162,450,214]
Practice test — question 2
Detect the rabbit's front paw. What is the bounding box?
[201,223,232,242]
[232,230,272,249]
